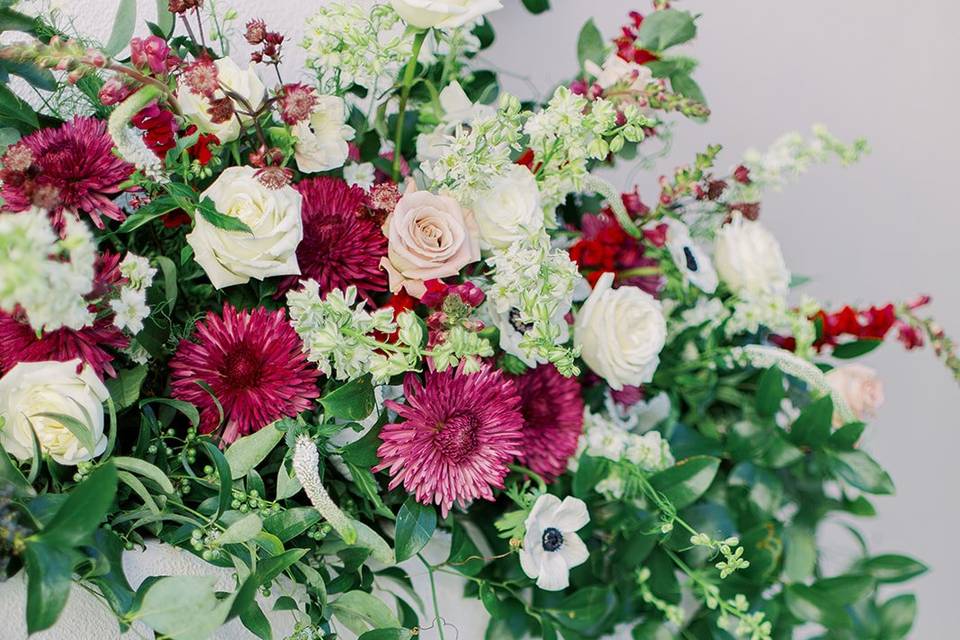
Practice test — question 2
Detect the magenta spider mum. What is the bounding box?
[276,177,388,300]
[169,304,320,443]
[0,117,133,232]
[375,363,524,517]
[509,364,585,481]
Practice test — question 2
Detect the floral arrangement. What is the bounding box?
[0,1,955,639]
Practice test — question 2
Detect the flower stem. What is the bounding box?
[392,29,428,182]
[418,552,446,640]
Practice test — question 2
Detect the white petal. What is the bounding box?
[525,493,562,529]
[535,552,570,591]
[553,496,590,532]
[519,545,542,579]
[558,533,589,569]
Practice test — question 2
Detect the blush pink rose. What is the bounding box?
[826,364,885,425]
[380,190,481,298]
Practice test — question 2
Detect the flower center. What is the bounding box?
[221,343,263,390]
[682,246,699,272]
[541,527,564,552]
[435,412,480,464]
[508,308,533,335]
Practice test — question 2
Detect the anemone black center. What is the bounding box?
[509,308,534,334]
[541,527,564,552]
[683,246,699,272]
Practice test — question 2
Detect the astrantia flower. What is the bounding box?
[0,117,133,231]
[276,177,387,300]
[374,363,524,516]
[170,304,320,443]
[519,494,590,591]
[509,364,584,481]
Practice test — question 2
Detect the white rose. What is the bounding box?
[472,165,544,249]
[177,58,266,144]
[574,272,667,390]
[714,212,790,297]
[293,95,355,173]
[390,0,502,29]
[826,364,885,425]
[0,359,109,465]
[186,166,303,289]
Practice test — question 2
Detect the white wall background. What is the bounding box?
[32,1,960,638]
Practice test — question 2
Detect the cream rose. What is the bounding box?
[293,95,355,173]
[390,0,502,29]
[380,190,481,297]
[827,364,885,424]
[471,165,544,250]
[714,212,791,297]
[186,166,303,289]
[177,58,266,144]
[574,272,667,390]
[0,359,109,465]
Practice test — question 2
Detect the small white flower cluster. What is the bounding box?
[0,208,96,332]
[524,86,648,214]
[726,293,818,357]
[670,297,730,337]
[724,125,868,203]
[110,253,156,335]
[302,3,411,93]
[114,126,167,183]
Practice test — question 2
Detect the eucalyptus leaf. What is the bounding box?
[576,18,605,70]
[112,456,176,495]
[225,421,285,478]
[104,0,138,57]
[218,513,263,545]
[637,9,698,52]
[134,575,236,640]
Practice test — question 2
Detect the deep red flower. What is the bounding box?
[0,117,133,232]
[276,177,388,300]
[508,364,584,482]
[614,12,659,65]
[183,125,220,165]
[897,323,924,350]
[132,103,178,157]
[569,210,661,293]
[170,304,320,443]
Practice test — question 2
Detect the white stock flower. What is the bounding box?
[0,359,109,465]
[519,494,590,591]
[390,0,502,29]
[471,164,544,250]
[110,287,150,334]
[585,52,653,92]
[574,272,667,390]
[186,166,303,289]
[714,212,790,297]
[178,58,266,144]
[119,253,156,290]
[664,219,718,294]
[417,81,495,163]
[605,390,672,433]
[294,95,355,173]
[343,162,376,189]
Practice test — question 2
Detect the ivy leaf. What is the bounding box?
[637,9,698,52]
[576,18,606,71]
[648,456,720,509]
[394,497,436,563]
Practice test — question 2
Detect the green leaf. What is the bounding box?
[218,513,263,545]
[140,397,200,428]
[153,255,178,309]
[113,456,175,495]
[755,366,784,417]
[832,339,882,359]
[134,575,235,640]
[728,462,783,514]
[784,584,851,628]
[0,444,31,496]
[358,630,413,640]
[200,440,233,518]
[577,18,606,70]
[330,590,401,635]
[116,196,178,233]
[789,395,834,447]
[105,365,148,411]
[669,73,705,104]
[521,0,550,14]
[239,601,271,640]
[0,59,57,91]
[782,526,816,583]
[572,454,608,499]
[197,196,254,233]
[0,82,39,133]
[447,519,484,576]
[552,586,615,632]
[648,456,720,509]
[828,450,895,495]
[0,8,37,33]
[855,554,928,584]
[264,507,321,542]
[156,0,174,35]
[637,9,698,52]
[811,574,876,605]
[225,421,285,478]
[104,0,138,57]
[394,497,436,563]
[0,126,20,152]
[118,470,160,513]
[321,375,376,421]
[275,461,302,500]
[42,462,117,547]
[24,540,78,634]
[828,421,865,449]
[879,594,917,639]
[33,412,96,457]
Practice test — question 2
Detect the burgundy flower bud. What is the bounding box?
[733,164,751,184]
[706,179,727,200]
[206,96,235,124]
[245,19,267,45]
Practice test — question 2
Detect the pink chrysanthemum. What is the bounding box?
[0,117,133,232]
[375,363,524,516]
[509,364,585,481]
[169,304,320,443]
[277,177,388,299]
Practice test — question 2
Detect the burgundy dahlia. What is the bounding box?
[375,364,525,516]
[509,364,585,481]
[0,116,133,232]
[277,177,388,300]
[169,304,320,443]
